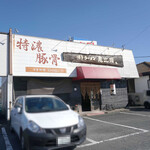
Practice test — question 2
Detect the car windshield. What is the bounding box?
[25,97,69,113]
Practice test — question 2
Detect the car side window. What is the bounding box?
[14,97,23,108]
[18,97,23,108]
[14,99,20,108]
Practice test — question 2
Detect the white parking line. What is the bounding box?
[103,131,144,142]
[120,112,150,117]
[78,140,99,148]
[86,138,98,144]
[78,138,99,148]
[83,116,148,132]
[77,117,149,148]
[78,131,148,148]
[1,127,13,150]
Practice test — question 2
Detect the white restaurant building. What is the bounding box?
[0,29,139,120]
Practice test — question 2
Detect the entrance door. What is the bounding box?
[80,82,101,111]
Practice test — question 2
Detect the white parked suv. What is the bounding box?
[10,95,86,150]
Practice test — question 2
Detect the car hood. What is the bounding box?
[25,110,79,128]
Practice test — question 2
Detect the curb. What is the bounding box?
[80,108,129,117]
[104,108,129,114]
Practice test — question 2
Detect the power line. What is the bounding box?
[113,25,150,56]
[123,25,150,47]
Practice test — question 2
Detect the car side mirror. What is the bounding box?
[17,107,22,114]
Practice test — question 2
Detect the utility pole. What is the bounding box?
[7,28,13,120]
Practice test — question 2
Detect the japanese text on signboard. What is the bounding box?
[16,38,60,66]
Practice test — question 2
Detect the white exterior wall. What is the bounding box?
[135,76,149,93]
[12,34,139,78]
[0,33,8,76]
[119,50,138,78]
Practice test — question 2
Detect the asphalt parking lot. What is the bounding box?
[1,107,150,150]
[77,107,150,150]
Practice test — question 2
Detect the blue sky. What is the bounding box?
[0,0,150,64]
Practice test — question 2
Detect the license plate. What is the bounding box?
[57,136,71,145]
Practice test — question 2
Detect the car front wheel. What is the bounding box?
[68,146,76,150]
[9,119,14,133]
[144,102,150,109]
[20,131,30,150]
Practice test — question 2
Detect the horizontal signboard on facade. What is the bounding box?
[26,67,66,73]
[12,34,138,78]
[12,35,70,77]
[63,52,124,67]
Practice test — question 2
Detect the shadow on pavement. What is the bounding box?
[0,114,7,126]
[127,106,150,112]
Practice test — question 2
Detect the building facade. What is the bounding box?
[135,62,150,93]
[0,29,139,119]
[127,62,150,106]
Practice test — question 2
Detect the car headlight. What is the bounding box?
[28,121,45,133]
[78,116,85,128]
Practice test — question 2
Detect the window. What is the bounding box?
[18,97,23,107]
[25,97,68,113]
[14,97,23,108]
[14,99,20,108]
